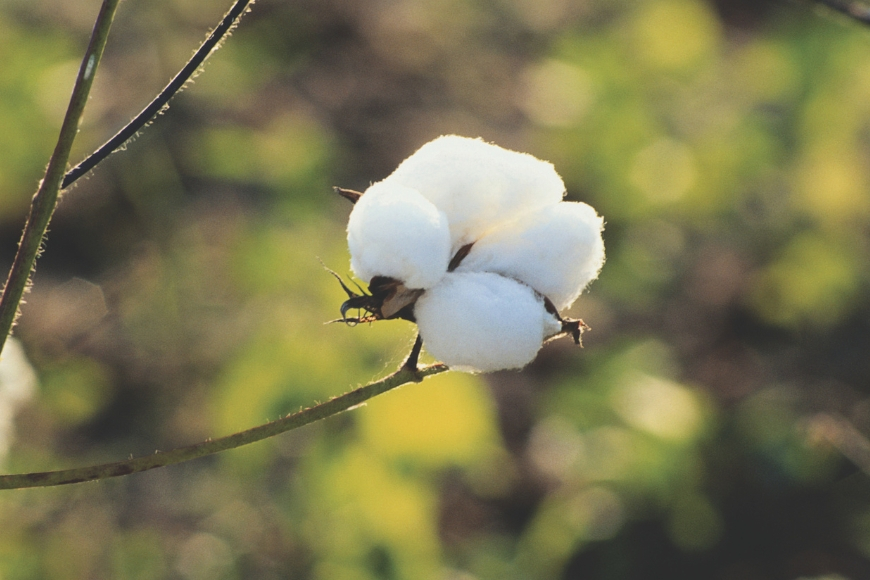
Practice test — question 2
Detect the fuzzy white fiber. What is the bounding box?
[415,272,562,373]
[345,135,606,372]
[347,181,451,289]
[383,136,566,250]
[456,201,605,310]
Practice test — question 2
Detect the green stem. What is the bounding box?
[0,0,121,355]
[0,363,449,490]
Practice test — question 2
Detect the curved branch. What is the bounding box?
[0,0,120,356]
[61,0,255,189]
[0,363,449,490]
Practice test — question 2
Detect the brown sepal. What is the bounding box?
[542,295,589,346]
[324,267,422,325]
[334,186,363,204]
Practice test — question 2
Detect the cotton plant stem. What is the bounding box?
[61,0,255,189]
[0,0,120,357]
[1,0,254,353]
[0,363,449,490]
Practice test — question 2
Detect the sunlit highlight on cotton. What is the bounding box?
[385,135,566,251]
[345,135,605,372]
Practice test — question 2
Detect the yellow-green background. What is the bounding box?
[2,0,870,578]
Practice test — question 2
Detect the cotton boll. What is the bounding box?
[456,202,605,310]
[347,181,451,289]
[415,272,560,372]
[385,136,566,250]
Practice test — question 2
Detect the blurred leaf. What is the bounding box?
[40,357,111,427]
[749,233,861,327]
[359,372,501,468]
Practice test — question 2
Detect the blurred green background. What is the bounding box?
[1,0,870,578]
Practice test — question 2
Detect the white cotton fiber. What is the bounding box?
[384,136,566,250]
[456,202,605,310]
[414,272,561,372]
[347,181,451,289]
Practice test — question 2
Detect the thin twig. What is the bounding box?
[0,0,121,357]
[61,0,255,189]
[813,0,870,25]
[0,363,449,489]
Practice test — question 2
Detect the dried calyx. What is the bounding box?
[329,241,588,347]
[329,272,421,324]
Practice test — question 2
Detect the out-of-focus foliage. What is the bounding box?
[2,0,870,578]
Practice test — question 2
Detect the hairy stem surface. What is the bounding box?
[62,0,255,189]
[0,0,120,356]
[0,364,448,490]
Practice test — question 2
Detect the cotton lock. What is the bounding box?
[414,272,563,373]
[343,135,605,372]
[347,181,450,290]
[455,201,605,311]
[386,135,566,252]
